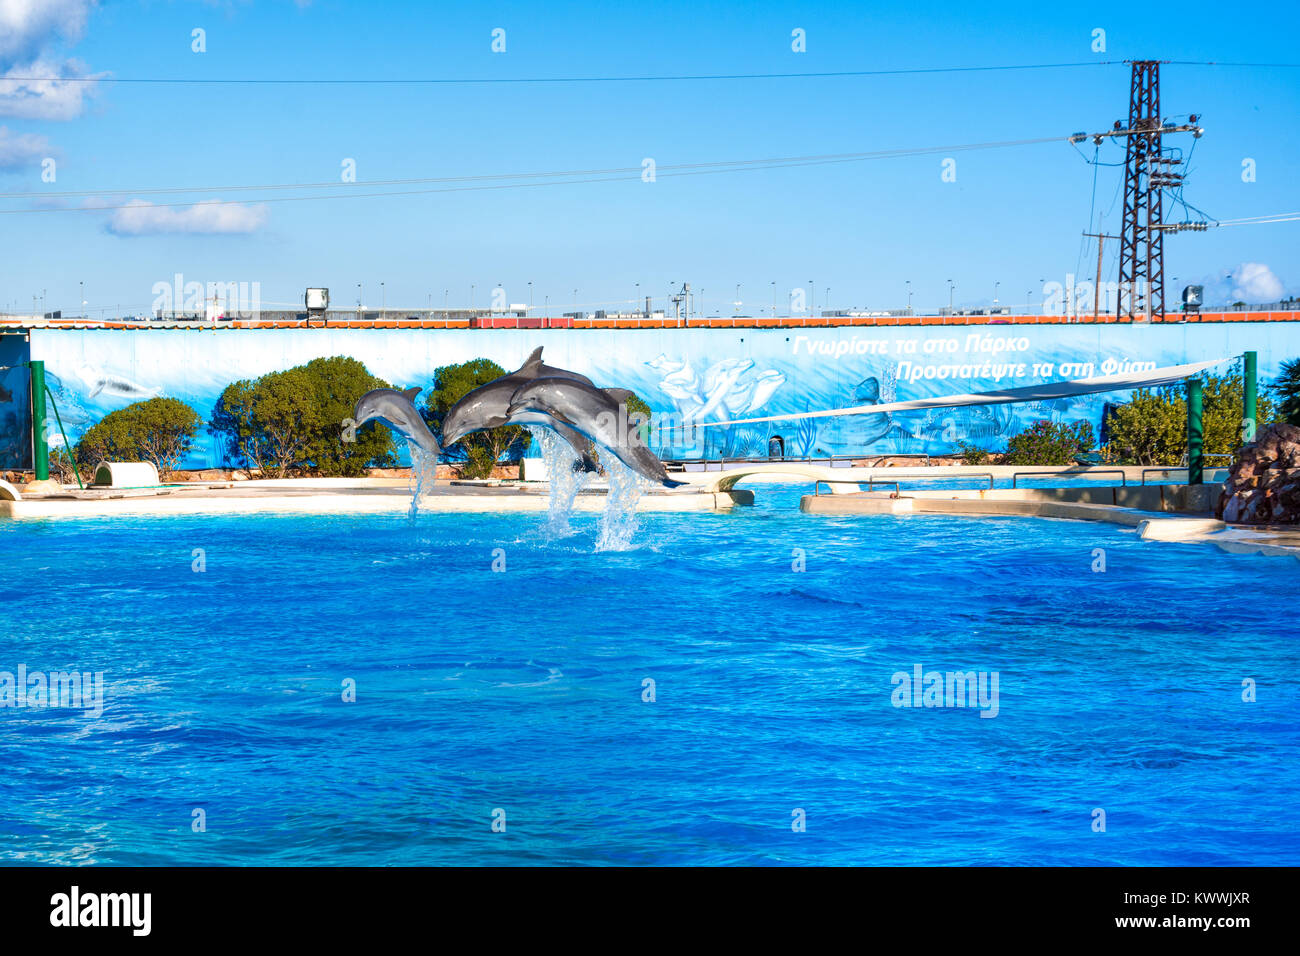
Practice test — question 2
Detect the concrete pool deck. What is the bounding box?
[0,476,752,519]
[4,465,1297,558]
[799,480,1300,559]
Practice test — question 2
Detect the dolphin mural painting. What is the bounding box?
[353,386,442,458]
[506,378,687,488]
[439,347,600,473]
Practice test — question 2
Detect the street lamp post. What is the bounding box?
[906,280,912,313]
[770,281,776,317]
[948,279,955,313]
[994,280,1000,306]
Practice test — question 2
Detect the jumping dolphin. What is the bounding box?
[506,378,687,488]
[440,347,600,473]
[353,386,442,457]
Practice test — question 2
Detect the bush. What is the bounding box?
[76,397,202,477]
[209,356,395,478]
[1269,357,1300,426]
[423,359,530,479]
[1103,371,1278,465]
[955,441,990,465]
[1003,419,1095,466]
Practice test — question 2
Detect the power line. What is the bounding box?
[2,61,1125,85]
[5,59,1294,87]
[0,136,1066,214]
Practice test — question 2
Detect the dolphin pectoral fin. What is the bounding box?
[400,386,422,403]
[515,347,545,376]
[603,388,635,405]
[662,477,689,488]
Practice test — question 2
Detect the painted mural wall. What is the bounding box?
[0,334,32,470]
[21,323,1300,470]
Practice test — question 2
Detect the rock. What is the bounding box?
[22,478,64,496]
[1218,423,1300,524]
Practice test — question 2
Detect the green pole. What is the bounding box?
[1243,350,1258,443]
[30,359,49,481]
[1187,377,1203,485]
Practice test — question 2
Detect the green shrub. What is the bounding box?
[209,356,395,478]
[1269,358,1300,426]
[625,392,652,443]
[955,441,990,465]
[1003,419,1095,466]
[76,397,202,477]
[423,359,530,479]
[1103,371,1277,465]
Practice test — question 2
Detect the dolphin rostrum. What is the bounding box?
[440,347,600,472]
[505,378,686,488]
[353,386,442,458]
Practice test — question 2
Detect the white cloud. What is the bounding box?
[0,123,50,169]
[1201,262,1287,305]
[0,1,100,119]
[107,199,270,236]
[1229,262,1285,302]
[0,0,95,64]
[0,57,100,120]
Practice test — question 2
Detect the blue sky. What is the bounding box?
[1,0,1298,317]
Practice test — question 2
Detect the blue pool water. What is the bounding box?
[1,486,1297,866]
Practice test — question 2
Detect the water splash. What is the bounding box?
[595,453,647,552]
[407,442,439,518]
[529,426,592,536]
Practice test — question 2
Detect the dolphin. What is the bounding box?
[353,386,442,458]
[440,347,600,473]
[506,378,687,488]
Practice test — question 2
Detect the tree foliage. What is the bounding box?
[1002,419,1095,466]
[208,356,395,477]
[422,358,530,479]
[1103,371,1278,465]
[1269,357,1300,426]
[75,397,202,477]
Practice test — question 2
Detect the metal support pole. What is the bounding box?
[30,359,49,480]
[1243,350,1258,443]
[1186,377,1203,485]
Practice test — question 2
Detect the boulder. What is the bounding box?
[1218,423,1300,524]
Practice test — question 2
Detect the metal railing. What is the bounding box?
[815,478,897,497]
[665,454,860,472]
[1140,467,1186,486]
[1011,469,1127,488]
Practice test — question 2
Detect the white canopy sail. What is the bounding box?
[672,358,1228,430]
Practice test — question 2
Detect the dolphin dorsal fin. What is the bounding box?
[401,386,422,402]
[517,347,545,375]
[604,388,635,404]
